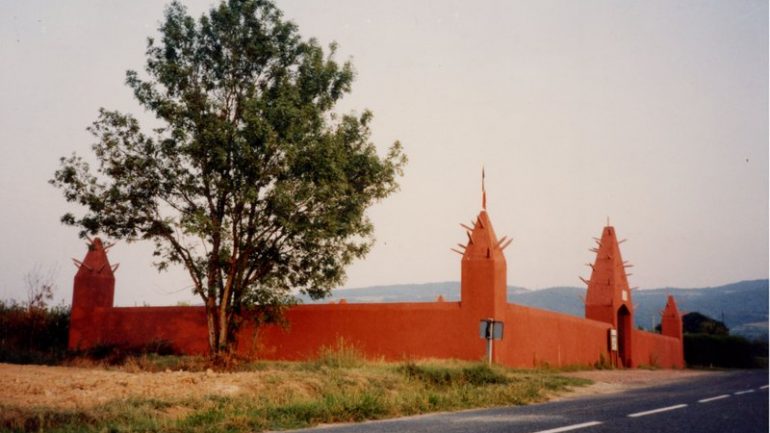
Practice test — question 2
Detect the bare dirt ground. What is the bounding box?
[553,369,718,400]
[0,363,717,410]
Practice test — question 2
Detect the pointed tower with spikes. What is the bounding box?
[69,238,116,349]
[458,170,511,319]
[661,295,683,341]
[584,224,635,366]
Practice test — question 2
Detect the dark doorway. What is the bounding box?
[617,305,632,367]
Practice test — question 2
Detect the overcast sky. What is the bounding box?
[0,0,767,307]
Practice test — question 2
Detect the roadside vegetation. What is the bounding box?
[663,312,769,369]
[0,341,589,433]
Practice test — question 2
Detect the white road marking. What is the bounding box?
[760,385,768,390]
[530,421,603,433]
[627,404,688,418]
[734,389,755,395]
[698,394,730,403]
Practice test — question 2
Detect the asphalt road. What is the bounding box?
[289,370,768,433]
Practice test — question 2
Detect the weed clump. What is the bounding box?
[400,361,509,387]
[312,338,365,369]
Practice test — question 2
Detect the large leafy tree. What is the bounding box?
[52,0,405,356]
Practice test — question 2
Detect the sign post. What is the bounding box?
[479,318,504,365]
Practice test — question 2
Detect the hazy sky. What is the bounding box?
[0,0,767,307]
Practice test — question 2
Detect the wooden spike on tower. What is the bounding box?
[482,166,486,210]
[579,276,590,285]
[500,238,513,250]
[71,258,92,271]
[111,263,120,273]
[589,248,599,253]
[466,231,474,245]
[450,248,464,255]
[460,223,474,232]
[457,243,467,250]
[618,238,627,244]
[495,236,508,248]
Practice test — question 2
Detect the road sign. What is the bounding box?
[479,319,504,340]
[609,328,618,352]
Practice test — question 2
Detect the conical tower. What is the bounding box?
[584,224,635,366]
[661,295,683,340]
[584,225,633,324]
[456,170,512,319]
[69,238,116,349]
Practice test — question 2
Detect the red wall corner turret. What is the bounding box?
[458,171,510,322]
[69,238,116,350]
[661,295,683,340]
[460,209,508,319]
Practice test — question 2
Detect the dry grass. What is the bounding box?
[0,346,591,433]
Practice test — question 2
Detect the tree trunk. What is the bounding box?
[217,300,230,355]
[205,295,219,355]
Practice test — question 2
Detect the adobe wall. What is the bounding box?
[70,301,487,361]
[71,298,682,370]
[497,304,612,367]
[631,329,684,368]
[68,200,684,369]
[251,302,485,361]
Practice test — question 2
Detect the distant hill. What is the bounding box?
[301,279,768,339]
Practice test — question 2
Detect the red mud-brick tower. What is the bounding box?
[661,295,684,341]
[458,170,512,322]
[69,238,116,350]
[584,224,635,366]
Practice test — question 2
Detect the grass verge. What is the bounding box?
[1,355,590,433]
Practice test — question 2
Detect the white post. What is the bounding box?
[487,334,493,365]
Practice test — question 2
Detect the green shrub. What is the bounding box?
[684,333,766,368]
[312,337,365,369]
[0,300,70,365]
[400,362,509,387]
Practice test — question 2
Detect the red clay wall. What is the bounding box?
[252,302,486,361]
[497,304,612,367]
[631,329,684,368]
[70,301,685,370]
[68,223,684,369]
[69,306,210,354]
[69,302,489,362]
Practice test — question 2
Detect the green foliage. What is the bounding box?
[400,361,509,387]
[51,0,405,355]
[592,352,613,370]
[684,333,766,368]
[682,312,729,335]
[658,311,730,335]
[0,300,70,365]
